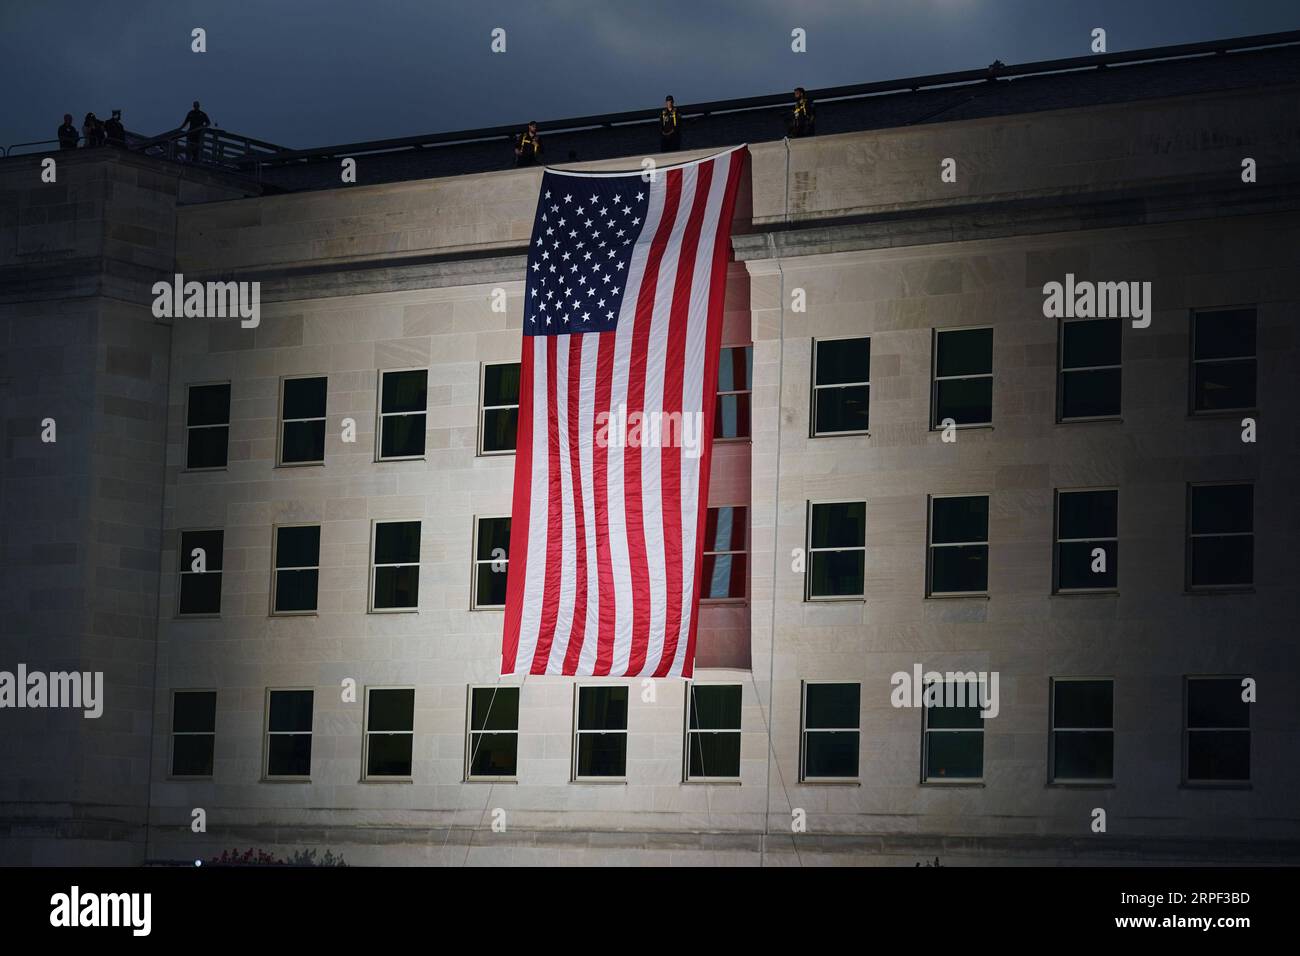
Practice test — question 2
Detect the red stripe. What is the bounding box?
[529,335,563,673]
[501,338,535,673]
[592,330,616,675]
[561,334,589,673]
[654,160,715,677]
[624,169,683,676]
[682,150,746,678]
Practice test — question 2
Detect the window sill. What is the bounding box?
[271,611,319,617]
[175,613,221,620]
[1056,417,1122,426]
[804,595,866,603]
[470,605,505,612]
[1052,590,1118,597]
[700,597,747,606]
[1046,781,1115,789]
[476,450,517,458]
[275,461,325,469]
[683,778,742,786]
[465,777,518,784]
[926,593,989,600]
[368,607,420,614]
[920,780,984,787]
[810,430,870,439]
[929,424,992,433]
[182,467,229,474]
[1185,587,1255,596]
[261,777,312,784]
[1180,782,1252,790]
[167,775,214,782]
[1187,408,1257,420]
[374,457,427,464]
[359,776,413,784]
[798,779,861,786]
[572,778,628,785]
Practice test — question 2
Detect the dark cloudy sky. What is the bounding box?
[1,1,1295,150]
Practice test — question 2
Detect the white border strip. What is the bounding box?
[542,143,748,179]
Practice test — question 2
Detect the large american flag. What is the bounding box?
[501,145,748,678]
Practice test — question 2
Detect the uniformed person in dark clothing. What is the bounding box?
[104,110,125,147]
[83,113,105,147]
[660,95,681,152]
[787,87,815,138]
[183,100,211,162]
[514,121,542,167]
[58,114,79,150]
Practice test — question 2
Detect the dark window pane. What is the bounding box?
[469,733,517,776]
[702,553,746,598]
[374,565,419,609]
[932,496,988,544]
[471,687,519,731]
[476,564,508,607]
[276,526,320,569]
[172,735,214,776]
[717,346,752,392]
[925,732,982,779]
[275,569,319,612]
[1054,731,1113,780]
[366,734,412,776]
[930,545,988,593]
[1189,537,1253,587]
[804,731,858,777]
[689,732,741,777]
[805,683,859,729]
[815,384,870,433]
[578,686,628,730]
[267,734,312,777]
[576,732,626,776]
[935,328,992,378]
[187,384,230,426]
[1062,368,1121,419]
[180,530,224,571]
[810,502,865,548]
[714,393,752,439]
[935,378,992,426]
[483,363,520,406]
[924,688,983,729]
[476,518,511,561]
[482,407,518,452]
[1193,360,1256,411]
[1194,310,1256,360]
[269,690,313,732]
[816,338,870,386]
[381,413,426,457]
[1059,491,1117,539]
[1054,681,1112,729]
[704,507,746,552]
[187,425,229,469]
[1062,319,1121,369]
[282,420,326,463]
[375,521,421,564]
[282,377,327,420]
[1058,540,1117,589]
[381,370,428,413]
[809,550,864,597]
[690,685,741,730]
[1187,679,1249,729]
[179,572,222,615]
[1187,731,1249,781]
[173,691,216,732]
[1190,485,1253,534]
[367,689,414,732]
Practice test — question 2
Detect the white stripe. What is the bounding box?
[638,165,698,676]
[516,335,550,673]
[669,154,734,677]
[576,334,601,675]
[607,173,668,676]
[546,334,577,673]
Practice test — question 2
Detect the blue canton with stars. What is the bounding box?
[524,172,652,336]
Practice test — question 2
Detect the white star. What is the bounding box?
[535,237,543,246]
[635,192,644,201]
[597,298,606,308]
[584,219,593,228]
[550,204,559,213]
[586,287,595,297]
[613,194,621,203]
[578,276,587,285]
[616,229,625,237]
[545,227,554,236]
[592,263,601,273]
[589,193,598,203]
[561,251,571,261]
[548,264,557,273]
[607,219,616,228]
[546,317,552,325]
[564,194,573,203]
[575,206,584,216]
[582,312,591,322]
[615,261,625,271]
[541,250,549,260]
[545,190,551,199]
[602,274,612,284]
[632,218,641,226]
[583,251,592,261]
[622,206,631,215]
[607,249,615,258]
[531,262,540,272]
[569,229,578,238]
[529,288,537,298]
[599,207,608,215]
[546,289,554,299]
[606,310,614,320]
[558,218,566,227]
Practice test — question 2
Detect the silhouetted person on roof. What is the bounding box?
[514,121,542,167]
[58,114,79,150]
[660,95,681,152]
[83,113,105,147]
[183,100,211,162]
[787,87,815,138]
[104,110,125,147]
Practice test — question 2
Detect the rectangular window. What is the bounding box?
[801,682,859,781]
[473,517,510,609]
[686,684,742,780]
[922,680,984,781]
[1187,483,1253,590]
[1059,318,1121,420]
[479,362,520,454]
[186,383,230,469]
[265,689,313,778]
[364,687,414,778]
[1191,308,1256,413]
[574,685,628,779]
[371,521,421,611]
[806,501,866,599]
[1054,489,1118,592]
[466,686,519,779]
[378,369,428,460]
[1051,679,1113,782]
[279,375,327,465]
[273,525,320,614]
[177,529,223,616]
[702,506,747,600]
[928,495,989,595]
[715,346,753,440]
[812,337,870,435]
[1185,677,1250,784]
[932,328,992,428]
[171,690,216,777]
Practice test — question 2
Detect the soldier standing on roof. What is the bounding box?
[660,95,681,152]
[788,87,816,138]
[515,121,542,167]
